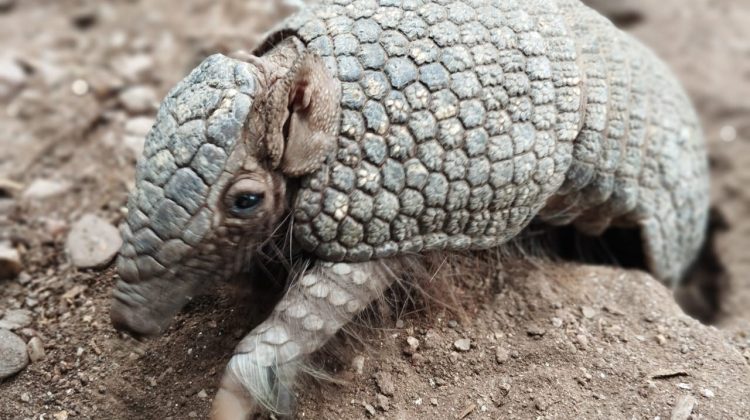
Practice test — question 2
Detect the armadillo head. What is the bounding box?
[110,48,339,338]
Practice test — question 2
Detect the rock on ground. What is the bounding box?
[0,329,28,379]
[0,242,21,280]
[65,214,122,269]
[0,309,32,330]
[22,179,71,200]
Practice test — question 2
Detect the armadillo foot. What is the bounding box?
[213,259,397,417]
[212,357,296,420]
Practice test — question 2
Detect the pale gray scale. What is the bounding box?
[294,189,322,223]
[474,5,504,30]
[361,71,390,100]
[408,111,438,142]
[182,207,212,247]
[164,168,208,215]
[459,99,486,129]
[135,180,164,216]
[399,11,429,41]
[429,90,459,120]
[384,57,418,89]
[391,215,420,241]
[379,30,409,57]
[485,110,512,136]
[418,2,447,26]
[481,86,510,111]
[154,239,191,266]
[132,227,164,256]
[430,20,460,48]
[362,100,389,134]
[443,148,468,181]
[530,80,555,106]
[357,43,387,70]
[450,71,482,100]
[441,46,475,73]
[189,143,227,185]
[322,188,350,221]
[404,82,431,109]
[373,6,403,29]
[143,106,176,158]
[338,217,365,247]
[171,83,223,126]
[352,17,382,43]
[340,110,366,139]
[355,161,382,194]
[313,213,339,243]
[372,190,399,221]
[365,218,390,245]
[445,210,470,235]
[381,159,406,193]
[346,189,373,222]
[334,33,360,56]
[404,159,430,191]
[338,137,363,167]
[341,82,366,110]
[419,63,451,92]
[385,125,416,160]
[409,39,440,65]
[460,21,490,47]
[143,150,178,187]
[337,56,364,82]
[399,189,425,217]
[384,90,411,124]
[438,118,464,149]
[419,208,447,233]
[471,45,500,67]
[135,255,166,279]
[308,35,334,57]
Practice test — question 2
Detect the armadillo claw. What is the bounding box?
[212,358,296,420]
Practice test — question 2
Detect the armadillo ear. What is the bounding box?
[265,53,339,178]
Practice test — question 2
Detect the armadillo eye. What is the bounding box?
[230,193,264,217]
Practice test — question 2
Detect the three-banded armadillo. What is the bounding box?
[109,0,709,418]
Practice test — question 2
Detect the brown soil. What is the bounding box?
[1,0,749,419]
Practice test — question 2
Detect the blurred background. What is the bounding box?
[0,0,748,419]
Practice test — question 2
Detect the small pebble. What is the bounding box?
[495,347,509,364]
[374,371,395,396]
[71,79,89,96]
[430,398,438,406]
[720,125,737,142]
[197,389,208,399]
[404,336,420,355]
[0,328,29,379]
[22,179,71,200]
[581,306,597,319]
[352,354,365,374]
[0,241,22,280]
[65,214,123,269]
[0,309,32,330]
[671,395,697,420]
[27,337,45,362]
[20,392,30,403]
[363,402,376,416]
[375,393,390,411]
[551,317,563,328]
[119,85,157,114]
[701,388,715,398]
[53,410,68,420]
[454,338,471,352]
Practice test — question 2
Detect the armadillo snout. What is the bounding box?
[110,280,166,338]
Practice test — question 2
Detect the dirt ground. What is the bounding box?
[1,0,749,419]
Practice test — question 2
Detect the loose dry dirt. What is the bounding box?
[1,0,749,419]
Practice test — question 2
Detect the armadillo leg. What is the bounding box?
[211,260,395,418]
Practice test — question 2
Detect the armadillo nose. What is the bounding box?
[110,284,163,338]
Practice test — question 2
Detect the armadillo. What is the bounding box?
[109,0,709,418]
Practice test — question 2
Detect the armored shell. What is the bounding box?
[261,0,708,283]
